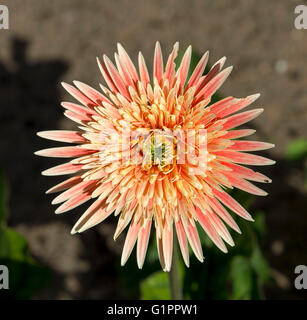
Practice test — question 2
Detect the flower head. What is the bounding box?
[36,42,274,271]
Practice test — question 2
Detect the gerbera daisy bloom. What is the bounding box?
[35,42,274,272]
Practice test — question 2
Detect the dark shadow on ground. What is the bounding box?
[0,37,125,299]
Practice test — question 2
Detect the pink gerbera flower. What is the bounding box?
[35,42,274,271]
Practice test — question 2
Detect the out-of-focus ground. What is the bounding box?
[0,0,306,299]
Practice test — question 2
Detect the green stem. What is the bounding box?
[168,236,183,300]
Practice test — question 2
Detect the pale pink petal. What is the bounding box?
[183,221,204,262]
[222,108,263,131]
[138,52,150,87]
[64,110,92,124]
[117,43,139,82]
[186,50,209,89]
[103,55,130,98]
[153,41,163,83]
[214,150,276,166]
[212,189,254,221]
[206,210,234,246]
[61,82,96,108]
[76,207,112,233]
[96,57,118,93]
[162,223,173,272]
[37,131,86,143]
[71,199,106,234]
[121,220,141,266]
[52,180,95,204]
[221,129,256,140]
[163,42,179,84]
[35,146,96,158]
[46,176,82,194]
[137,220,152,269]
[195,66,233,101]
[227,140,275,152]
[176,45,192,91]
[61,102,97,116]
[217,94,260,118]
[42,162,84,176]
[55,191,92,214]
[196,207,228,252]
[195,56,226,95]
[115,53,134,88]
[220,161,272,183]
[206,196,241,233]
[175,219,190,267]
[73,81,110,105]
[223,173,268,196]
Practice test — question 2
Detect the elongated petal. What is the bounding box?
[117,43,139,82]
[62,82,95,108]
[177,45,191,91]
[71,199,105,234]
[162,223,173,272]
[163,42,179,84]
[175,219,190,267]
[103,55,130,98]
[196,66,232,101]
[153,41,163,83]
[186,51,209,89]
[46,176,82,194]
[227,140,275,152]
[221,129,256,140]
[223,173,268,196]
[217,94,260,118]
[96,57,118,93]
[212,189,254,221]
[55,191,92,214]
[61,102,97,116]
[115,53,134,88]
[42,162,84,176]
[138,52,150,87]
[52,180,94,204]
[214,150,276,166]
[206,196,241,233]
[183,221,204,262]
[37,131,86,143]
[121,220,141,266]
[76,207,112,233]
[196,208,228,253]
[73,81,110,105]
[222,108,263,131]
[156,233,166,270]
[137,220,152,269]
[220,161,272,183]
[35,146,96,158]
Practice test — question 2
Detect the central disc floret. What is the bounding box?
[142,129,175,171]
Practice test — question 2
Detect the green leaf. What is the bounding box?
[253,211,266,238]
[285,139,307,161]
[250,247,271,284]
[0,226,28,260]
[0,226,50,299]
[230,256,253,300]
[140,271,171,300]
[0,169,8,225]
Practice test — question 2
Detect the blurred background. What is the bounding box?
[0,0,306,299]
